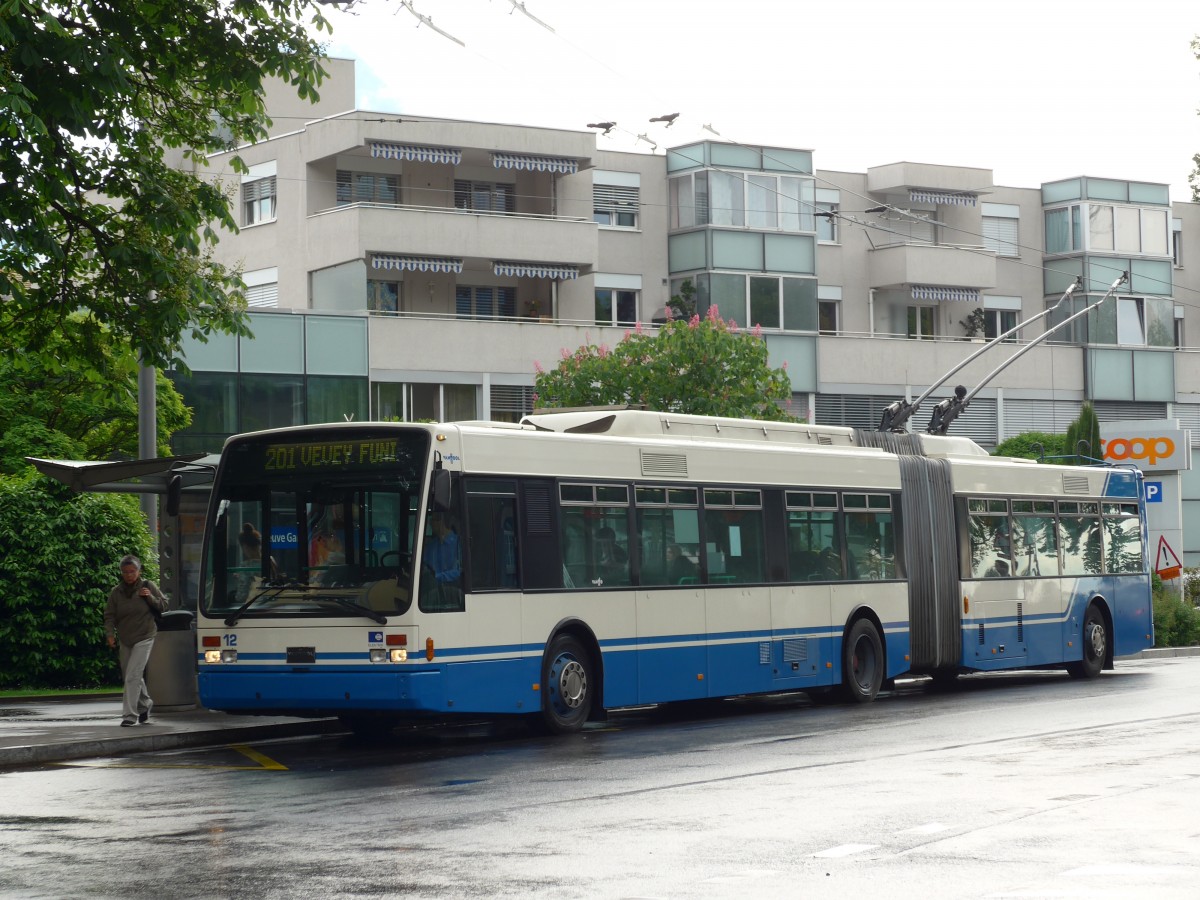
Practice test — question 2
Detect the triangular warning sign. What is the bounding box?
[1155,535,1182,580]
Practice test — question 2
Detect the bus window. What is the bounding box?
[465,480,519,590]
[1103,503,1143,574]
[785,491,839,581]
[843,493,895,580]
[1011,500,1059,576]
[968,498,1011,579]
[636,486,699,586]
[1058,501,1103,576]
[560,483,630,588]
[703,488,765,584]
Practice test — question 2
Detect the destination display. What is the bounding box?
[263,438,403,473]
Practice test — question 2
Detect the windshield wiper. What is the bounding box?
[224,581,297,626]
[224,582,388,626]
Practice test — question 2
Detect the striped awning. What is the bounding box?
[371,254,463,274]
[369,142,462,165]
[909,189,977,207]
[912,285,980,303]
[494,261,579,280]
[491,152,578,175]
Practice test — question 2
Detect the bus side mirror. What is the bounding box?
[166,474,182,518]
[430,469,451,513]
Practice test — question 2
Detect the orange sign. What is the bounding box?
[1103,436,1175,466]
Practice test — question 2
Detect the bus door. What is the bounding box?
[966,499,1029,664]
[634,486,707,702]
[773,491,839,688]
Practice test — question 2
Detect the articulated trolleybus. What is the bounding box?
[196,410,1153,735]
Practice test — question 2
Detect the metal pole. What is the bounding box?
[137,289,158,536]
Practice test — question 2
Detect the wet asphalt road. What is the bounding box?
[4,658,1200,899]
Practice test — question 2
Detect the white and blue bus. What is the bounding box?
[195,409,1154,734]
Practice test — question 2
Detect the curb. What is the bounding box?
[0,717,346,770]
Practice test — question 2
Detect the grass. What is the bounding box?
[0,687,121,699]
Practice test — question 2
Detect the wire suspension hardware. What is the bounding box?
[920,271,1128,436]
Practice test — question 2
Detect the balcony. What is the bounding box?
[305,204,598,274]
[868,243,996,293]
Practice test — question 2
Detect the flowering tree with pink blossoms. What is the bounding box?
[533,306,796,421]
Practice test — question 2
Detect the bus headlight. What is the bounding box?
[205,649,237,664]
[390,648,407,663]
[370,648,387,663]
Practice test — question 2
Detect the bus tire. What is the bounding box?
[1068,603,1107,680]
[840,618,884,703]
[540,633,593,734]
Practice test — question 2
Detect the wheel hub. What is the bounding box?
[1086,621,1106,658]
[553,658,587,709]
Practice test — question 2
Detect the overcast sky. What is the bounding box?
[320,0,1200,201]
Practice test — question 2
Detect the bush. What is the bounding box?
[1152,575,1200,648]
[993,432,1068,461]
[0,471,156,688]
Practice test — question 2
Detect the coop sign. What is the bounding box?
[1099,424,1191,472]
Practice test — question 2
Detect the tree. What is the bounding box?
[1065,401,1102,463]
[0,0,331,377]
[0,320,191,474]
[534,306,797,421]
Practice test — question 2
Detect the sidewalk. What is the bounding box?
[0,695,344,769]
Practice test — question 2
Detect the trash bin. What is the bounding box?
[145,609,197,710]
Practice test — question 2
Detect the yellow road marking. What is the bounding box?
[53,743,289,771]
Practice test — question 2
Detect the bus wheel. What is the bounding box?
[540,634,593,734]
[1068,604,1107,679]
[840,619,884,703]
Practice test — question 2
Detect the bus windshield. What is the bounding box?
[201,429,430,620]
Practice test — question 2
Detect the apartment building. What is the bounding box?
[168,58,1200,567]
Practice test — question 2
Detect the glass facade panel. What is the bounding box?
[782,277,817,331]
[180,329,237,372]
[670,175,694,229]
[168,371,237,454]
[709,171,745,227]
[1142,208,1169,256]
[668,231,707,273]
[1042,179,1082,204]
[1115,206,1140,253]
[1129,183,1170,205]
[1132,349,1175,401]
[311,260,368,313]
[1086,179,1127,201]
[239,373,304,432]
[241,314,304,373]
[712,231,763,269]
[1130,258,1172,296]
[710,144,761,168]
[710,274,745,323]
[1045,208,1069,254]
[1088,204,1114,251]
[749,277,779,329]
[762,148,812,174]
[746,175,776,228]
[306,316,367,376]
[764,233,815,274]
[306,375,368,424]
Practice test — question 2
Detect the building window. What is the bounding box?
[818,299,839,334]
[456,286,516,320]
[1173,219,1183,267]
[593,184,639,228]
[243,176,276,226]
[816,203,838,242]
[907,306,935,340]
[368,280,400,313]
[374,382,478,422]
[454,180,514,214]
[337,171,399,205]
[595,289,638,326]
[981,203,1020,257]
[984,308,1017,340]
[245,282,278,309]
[670,170,814,233]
